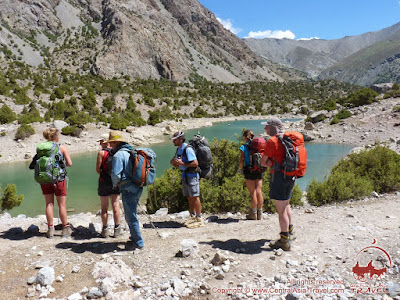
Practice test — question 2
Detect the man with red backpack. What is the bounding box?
[261,117,305,251]
[96,133,121,238]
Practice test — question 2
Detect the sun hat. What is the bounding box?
[171,131,185,140]
[261,117,283,129]
[97,133,110,143]
[105,130,127,143]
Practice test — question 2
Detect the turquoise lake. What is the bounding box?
[0,119,353,217]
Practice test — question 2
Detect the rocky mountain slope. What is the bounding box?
[244,22,400,86]
[0,0,284,83]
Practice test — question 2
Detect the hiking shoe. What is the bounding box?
[257,209,263,220]
[61,225,72,238]
[46,226,55,238]
[113,226,123,238]
[246,209,257,220]
[186,217,205,228]
[270,236,291,251]
[125,241,144,251]
[101,227,110,238]
[183,214,196,226]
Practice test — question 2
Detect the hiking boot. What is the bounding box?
[46,226,55,238]
[183,214,196,226]
[125,241,144,251]
[61,225,72,238]
[270,235,291,251]
[289,226,296,241]
[113,226,123,238]
[257,209,263,220]
[186,217,205,228]
[101,226,110,238]
[246,209,257,220]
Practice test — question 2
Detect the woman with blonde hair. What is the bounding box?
[30,127,72,237]
[239,129,264,220]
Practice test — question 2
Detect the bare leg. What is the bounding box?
[100,196,110,227]
[274,199,291,232]
[110,194,121,225]
[44,194,54,225]
[189,196,201,216]
[56,195,68,226]
[254,179,264,209]
[245,180,257,209]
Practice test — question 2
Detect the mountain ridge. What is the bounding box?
[244,22,400,85]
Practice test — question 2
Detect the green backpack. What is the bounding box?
[34,142,67,184]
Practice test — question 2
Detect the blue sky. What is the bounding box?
[197,0,400,40]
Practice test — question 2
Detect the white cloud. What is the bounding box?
[297,37,320,41]
[244,29,295,39]
[216,17,241,35]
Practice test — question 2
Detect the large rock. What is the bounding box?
[308,111,328,123]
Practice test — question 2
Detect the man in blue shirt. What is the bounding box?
[170,131,204,228]
[106,130,144,251]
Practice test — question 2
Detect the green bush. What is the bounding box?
[344,88,378,107]
[15,124,35,140]
[147,138,303,214]
[306,146,400,206]
[61,126,82,137]
[331,146,400,193]
[336,108,352,119]
[0,184,24,213]
[0,104,17,124]
[306,173,373,206]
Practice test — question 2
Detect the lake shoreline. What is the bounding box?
[1,95,399,166]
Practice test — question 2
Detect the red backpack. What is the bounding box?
[100,148,113,176]
[276,131,307,178]
[248,137,267,173]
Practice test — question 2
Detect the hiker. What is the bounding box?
[96,133,121,238]
[239,129,264,220]
[29,127,72,238]
[106,131,144,250]
[261,117,295,251]
[170,131,204,228]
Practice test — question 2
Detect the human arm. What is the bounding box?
[239,151,245,169]
[60,145,72,167]
[175,146,198,167]
[96,151,104,175]
[175,158,198,168]
[170,157,179,168]
[28,154,38,170]
[260,155,272,168]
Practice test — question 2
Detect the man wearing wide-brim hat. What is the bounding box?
[107,130,145,251]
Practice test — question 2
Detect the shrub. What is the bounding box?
[331,146,400,193]
[109,115,129,130]
[147,138,303,214]
[0,184,24,213]
[0,104,17,124]
[61,126,82,137]
[344,88,378,107]
[306,146,400,206]
[66,111,93,126]
[15,124,35,140]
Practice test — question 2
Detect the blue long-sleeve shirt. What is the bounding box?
[111,143,135,189]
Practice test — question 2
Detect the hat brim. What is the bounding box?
[105,138,127,143]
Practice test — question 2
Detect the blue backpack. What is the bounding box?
[129,148,156,187]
